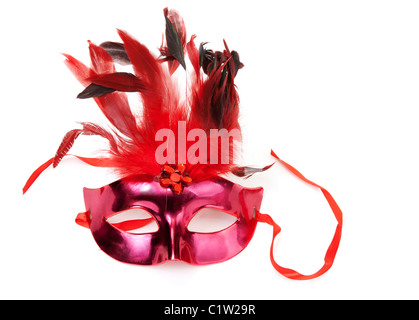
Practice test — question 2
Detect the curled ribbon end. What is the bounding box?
[22,158,55,195]
[270,149,280,160]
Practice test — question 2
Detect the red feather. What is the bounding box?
[186,35,200,77]
[64,46,140,140]
[53,129,82,168]
[117,29,163,87]
[62,53,90,86]
[160,7,187,74]
[164,8,186,49]
[116,29,181,136]
[88,72,145,92]
[88,40,115,74]
[80,122,118,152]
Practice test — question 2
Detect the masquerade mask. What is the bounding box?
[83,176,262,265]
[23,8,342,280]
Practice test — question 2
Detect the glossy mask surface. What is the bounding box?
[83,176,263,265]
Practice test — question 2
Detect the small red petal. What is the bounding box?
[163,165,175,174]
[160,178,172,188]
[181,176,192,185]
[170,172,181,183]
[177,164,186,174]
[172,183,183,194]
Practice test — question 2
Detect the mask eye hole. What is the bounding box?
[187,207,238,233]
[107,208,159,234]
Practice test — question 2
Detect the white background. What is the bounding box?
[1,0,419,299]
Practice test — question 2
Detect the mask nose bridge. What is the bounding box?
[161,195,185,261]
[167,214,176,261]
[168,208,185,261]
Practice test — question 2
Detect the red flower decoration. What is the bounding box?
[159,164,192,194]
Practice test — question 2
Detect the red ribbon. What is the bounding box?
[255,150,343,280]
[22,155,115,194]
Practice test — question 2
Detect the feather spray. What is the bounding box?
[25,8,258,193]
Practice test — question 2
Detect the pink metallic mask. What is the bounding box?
[84,176,263,265]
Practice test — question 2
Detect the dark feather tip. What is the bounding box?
[99,41,131,65]
[231,163,275,179]
[77,83,116,99]
[164,15,186,70]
